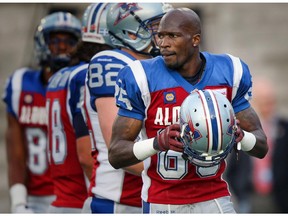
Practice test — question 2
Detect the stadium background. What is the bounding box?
[1,3,288,213]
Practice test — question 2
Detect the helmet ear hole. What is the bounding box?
[179,90,236,167]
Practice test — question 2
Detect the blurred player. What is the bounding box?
[82,2,173,213]
[109,8,268,213]
[45,3,113,213]
[2,11,81,213]
[43,12,94,213]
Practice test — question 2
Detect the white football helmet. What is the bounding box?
[106,3,173,56]
[81,3,113,47]
[179,90,237,167]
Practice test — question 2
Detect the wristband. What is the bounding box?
[133,138,159,161]
[9,183,27,207]
[240,130,256,152]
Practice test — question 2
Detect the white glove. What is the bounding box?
[12,204,34,213]
[9,184,34,213]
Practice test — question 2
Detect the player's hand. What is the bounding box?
[234,119,244,143]
[12,204,34,213]
[153,124,183,152]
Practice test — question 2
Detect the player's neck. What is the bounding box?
[180,52,203,75]
[182,53,206,85]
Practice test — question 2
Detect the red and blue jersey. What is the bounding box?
[115,52,253,204]
[2,67,54,196]
[46,63,88,208]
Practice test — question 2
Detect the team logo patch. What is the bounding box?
[114,3,142,26]
[164,91,176,104]
[24,94,33,104]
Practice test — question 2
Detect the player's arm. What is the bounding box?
[109,115,144,169]
[109,114,182,169]
[235,106,268,158]
[76,136,93,180]
[95,97,118,148]
[74,111,94,180]
[5,113,32,212]
[96,97,143,176]
[70,72,94,181]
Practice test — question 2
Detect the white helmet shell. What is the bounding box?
[81,3,113,46]
[180,89,237,167]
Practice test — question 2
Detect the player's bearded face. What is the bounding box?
[159,33,194,70]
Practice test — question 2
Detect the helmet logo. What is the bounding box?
[185,115,202,142]
[114,3,142,26]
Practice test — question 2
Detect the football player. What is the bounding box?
[45,4,113,213]
[2,11,81,213]
[109,8,268,213]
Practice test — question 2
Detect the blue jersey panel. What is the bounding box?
[3,68,46,117]
[87,49,136,112]
[3,74,14,114]
[47,67,71,91]
[115,65,147,121]
[68,63,88,118]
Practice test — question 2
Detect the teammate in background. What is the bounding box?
[109,8,268,213]
[68,3,113,183]
[83,3,173,213]
[2,12,81,213]
[43,13,92,213]
[46,4,113,213]
[79,3,116,213]
[64,3,114,213]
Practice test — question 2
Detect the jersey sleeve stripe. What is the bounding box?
[129,60,151,109]
[226,54,243,101]
[11,68,26,118]
[129,60,151,140]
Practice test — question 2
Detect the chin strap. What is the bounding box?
[149,46,161,57]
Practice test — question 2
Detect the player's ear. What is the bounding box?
[192,34,200,47]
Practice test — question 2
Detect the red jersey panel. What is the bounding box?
[46,67,87,208]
